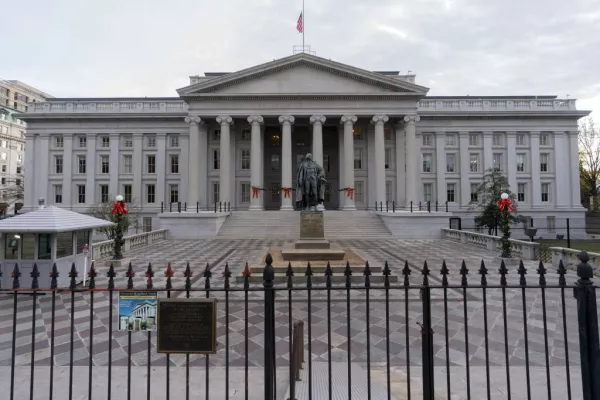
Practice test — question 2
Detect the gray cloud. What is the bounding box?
[3,0,599,116]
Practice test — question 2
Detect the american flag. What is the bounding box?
[296,12,303,33]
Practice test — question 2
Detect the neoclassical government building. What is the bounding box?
[20,53,589,230]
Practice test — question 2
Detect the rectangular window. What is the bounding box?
[493,153,502,170]
[15,179,20,186]
[147,155,156,173]
[422,154,432,173]
[540,134,548,146]
[354,181,364,203]
[170,184,179,203]
[469,134,478,146]
[79,136,87,148]
[540,153,549,172]
[1,178,5,185]
[54,185,62,204]
[541,183,550,202]
[147,136,156,148]
[170,155,179,174]
[123,155,132,174]
[124,136,133,148]
[547,216,556,232]
[423,183,433,202]
[516,134,525,146]
[353,148,363,169]
[422,134,432,146]
[470,183,479,202]
[77,185,86,203]
[518,183,526,202]
[147,184,155,203]
[213,182,220,204]
[143,217,152,233]
[385,148,392,169]
[101,155,110,174]
[55,136,64,148]
[469,154,479,173]
[101,136,110,148]
[169,135,179,148]
[55,156,63,174]
[493,134,502,146]
[78,156,86,174]
[516,154,525,172]
[213,129,221,141]
[214,149,221,170]
[241,149,250,170]
[123,184,132,203]
[446,154,455,172]
[270,154,280,172]
[241,182,250,203]
[445,135,456,146]
[446,183,456,202]
[241,129,251,141]
[100,185,109,203]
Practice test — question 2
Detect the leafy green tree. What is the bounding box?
[469,168,523,235]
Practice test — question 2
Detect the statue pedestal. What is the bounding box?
[281,210,346,260]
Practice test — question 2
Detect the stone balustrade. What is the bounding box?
[550,247,600,275]
[30,100,188,114]
[441,229,539,260]
[92,229,168,260]
[419,98,576,112]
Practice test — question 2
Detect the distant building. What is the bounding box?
[0,80,52,214]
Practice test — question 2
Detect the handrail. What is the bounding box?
[289,321,304,399]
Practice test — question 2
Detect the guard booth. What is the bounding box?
[0,204,114,289]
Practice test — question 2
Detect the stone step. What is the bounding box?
[249,265,381,274]
[235,274,398,284]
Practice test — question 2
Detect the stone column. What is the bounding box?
[404,115,420,208]
[279,115,295,210]
[217,115,233,205]
[156,133,167,205]
[62,133,73,210]
[24,134,36,209]
[185,116,201,206]
[459,132,470,207]
[132,133,143,206]
[506,132,517,194]
[569,131,582,207]
[483,132,493,170]
[248,115,264,210]
[531,132,542,208]
[310,115,326,167]
[84,134,95,206]
[341,115,357,210]
[109,133,120,198]
[372,115,388,205]
[395,125,406,207]
[435,132,446,206]
[555,132,570,208]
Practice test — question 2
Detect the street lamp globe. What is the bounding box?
[500,192,509,200]
[115,195,124,202]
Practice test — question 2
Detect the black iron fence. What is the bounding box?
[1,252,600,399]
[159,201,231,213]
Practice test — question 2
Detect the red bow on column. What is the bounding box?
[497,198,513,211]
[252,187,259,198]
[346,188,354,200]
[111,201,127,215]
[283,188,291,198]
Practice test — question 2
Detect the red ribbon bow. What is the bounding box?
[111,201,127,215]
[252,187,259,198]
[346,188,354,200]
[497,198,513,211]
[283,188,291,198]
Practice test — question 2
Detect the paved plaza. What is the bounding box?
[0,238,590,399]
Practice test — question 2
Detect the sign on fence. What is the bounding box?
[118,291,158,332]
[156,298,218,354]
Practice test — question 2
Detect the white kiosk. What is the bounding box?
[0,200,114,289]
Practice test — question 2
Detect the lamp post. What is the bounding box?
[112,194,127,260]
[498,192,513,258]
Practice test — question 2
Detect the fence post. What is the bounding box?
[161,201,164,213]
[386,201,389,212]
[445,201,448,212]
[410,201,413,213]
[573,251,600,400]
[420,262,435,400]
[197,201,199,213]
[219,202,222,213]
[263,254,276,400]
[427,201,431,213]
[435,201,438,212]
[184,202,187,212]
[177,202,181,213]
[169,202,172,212]
[392,201,395,213]
[567,218,571,248]
[419,201,422,211]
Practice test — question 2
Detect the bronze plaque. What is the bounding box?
[156,298,217,354]
[300,211,325,239]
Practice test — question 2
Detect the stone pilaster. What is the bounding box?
[372,115,388,205]
[435,132,446,206]
[459,132,470,207]
[85,134,96,206]
[109,133,120,198]
[279,115,295,210]
[531,132,542,208]
[62,133,73,210]
[248,115,264,210]
[555,132,570,208]
[569,131,582,207]
[156,133,167,205]
[132,133,143,207]
[185,116,202,206]
[217,115,233,205]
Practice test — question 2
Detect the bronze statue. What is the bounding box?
[295,153,326,211]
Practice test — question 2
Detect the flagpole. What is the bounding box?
[302,0,305,51]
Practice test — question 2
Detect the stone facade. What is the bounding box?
[18,53,590,234]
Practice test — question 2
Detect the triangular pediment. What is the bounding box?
[177,53,429,97]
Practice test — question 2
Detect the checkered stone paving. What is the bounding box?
[0,237,589,377]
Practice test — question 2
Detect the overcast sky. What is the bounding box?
[3,0,599,117]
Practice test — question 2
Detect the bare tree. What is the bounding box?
[87,197,141,240]
[580,118,600,210]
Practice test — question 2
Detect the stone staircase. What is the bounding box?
[216,210,392,239]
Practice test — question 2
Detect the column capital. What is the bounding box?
[340,115,357,124]
[247,115,264,125]
[309,115,326,125]
[278,115,295,125]
[216,115,233,125]
[184,116,202,126]
[403,115,420,124]
[371,115,389,125]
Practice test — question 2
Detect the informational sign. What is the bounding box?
[156,298,217,354]
[118,291,158,332]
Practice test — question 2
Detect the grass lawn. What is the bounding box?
[538,240,600,253]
